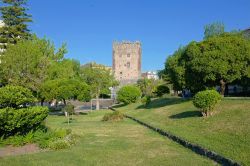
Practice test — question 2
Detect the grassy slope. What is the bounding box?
[0,111,214,166]
[117,97,250,166]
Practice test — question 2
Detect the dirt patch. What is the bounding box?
[0,144,41,157]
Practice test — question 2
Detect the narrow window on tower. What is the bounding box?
[127,53,130,57]
[127,62,130,68]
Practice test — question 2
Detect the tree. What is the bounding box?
[80,65,117,110]
[0,0,32,49]
[137,78,160,97]
[40,78,90,105]
[46,59,80,80]
[164,47,186,92]
[185,33,250,95]
[204,22,225,39]
[0,36,67,93]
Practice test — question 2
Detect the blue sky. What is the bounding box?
[18,0,250,71]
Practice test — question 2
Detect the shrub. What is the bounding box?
[62,104,75,115]
[155,84,170,97]
[117,85,141,104]
[0,106,49,136]
[0,85,36,108]
[141,96,151,106]
[0,128,76,150]
[193,90,222,116]
[102,111,124,122]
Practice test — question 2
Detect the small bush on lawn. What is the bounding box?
[193,90,222,116]
[117,85,141,104]
[0,85,36,108]
[141,96,151,106]
[0,128,77,150]
[155,84,170,97]
[0,106,49,137]
[102,111,124,122]
[62,103,75,115]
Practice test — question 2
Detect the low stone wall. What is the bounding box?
[109,107,241,166]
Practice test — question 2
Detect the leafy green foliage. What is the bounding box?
[165,46,186,91]
[155,84,170,97]
[0,36,67,92]
[62,104,75,115]
[204,22,225,39]
[0,0,32,48]
[165,33,250,94]
[117,85,141,104]
[80,65,117,110]
[141,96,151,106]
[137,78,161,97]
[0,85,36,108]
[0,128,76,150]
[46,59,80,80]
[102,111,124,122]
[0,106,49,136]
[193,90,222,116]
[185,33,250,94]
[40,78,90,103]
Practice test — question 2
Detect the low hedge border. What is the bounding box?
[109,107,241,166]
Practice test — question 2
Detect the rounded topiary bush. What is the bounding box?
[193,90,222,116]
[117,85,141,104]
[155,84,170,97]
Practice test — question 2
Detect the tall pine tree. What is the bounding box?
[0,0,32,49]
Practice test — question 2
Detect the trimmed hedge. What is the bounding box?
[0,85,36,108]
[117,85,141,104]
[193,90,222,116]
[0,106,49,136]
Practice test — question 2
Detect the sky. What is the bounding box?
[9,0,250,71]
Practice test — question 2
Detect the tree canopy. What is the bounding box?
[185,33,250,94]
[164,33,250,95]
[204,22,225,39]
[0,36,67,93]
[0,0,32,48]
[80,65,117,110]
[40,78,90,105]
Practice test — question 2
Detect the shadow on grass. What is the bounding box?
[112,103,127,109]
[137,97,191,110]
[169,110,201,119]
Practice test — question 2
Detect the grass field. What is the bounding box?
[0,111,215,166]
[116,97,250,165]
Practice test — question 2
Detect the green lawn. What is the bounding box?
[0,111,214,166]
[116,97,250,166]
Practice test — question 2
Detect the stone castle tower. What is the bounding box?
[112,41,141,85]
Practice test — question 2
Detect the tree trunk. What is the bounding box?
[41,98,44,106]
[63,98,66,105]
[96,94,100,110]
[220,79,226,96]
